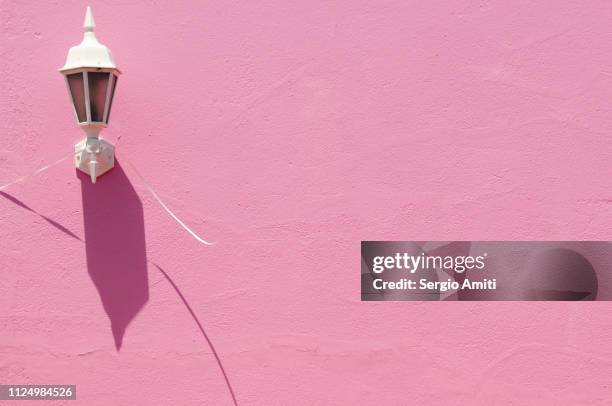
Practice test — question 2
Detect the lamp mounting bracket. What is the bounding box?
[75,137,115,184]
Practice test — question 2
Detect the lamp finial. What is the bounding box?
[84,6,95,32]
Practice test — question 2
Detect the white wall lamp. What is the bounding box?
[60,6,120,183]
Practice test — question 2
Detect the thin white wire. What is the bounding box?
[0,154,71,191]
[120,154,214,246]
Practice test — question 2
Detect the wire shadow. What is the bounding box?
[0,191,82,241]
[79,160,148,350]
[152,263,238,406]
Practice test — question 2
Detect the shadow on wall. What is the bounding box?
[79,160,148,350]
[0,191,82,241]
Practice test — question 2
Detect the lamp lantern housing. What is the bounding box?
[60,6,121,183]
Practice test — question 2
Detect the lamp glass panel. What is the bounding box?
[106,74,118,124]
[88,72,109,122]
[67,73,86,123]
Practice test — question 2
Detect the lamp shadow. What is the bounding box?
[79,160,148,350]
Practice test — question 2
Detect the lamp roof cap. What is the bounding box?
[60,6,119,73]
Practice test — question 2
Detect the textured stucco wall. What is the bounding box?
[1,1,612,405]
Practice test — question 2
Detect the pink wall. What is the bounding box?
[2,1,612,404]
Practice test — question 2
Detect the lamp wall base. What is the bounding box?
[75,137,115,183]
